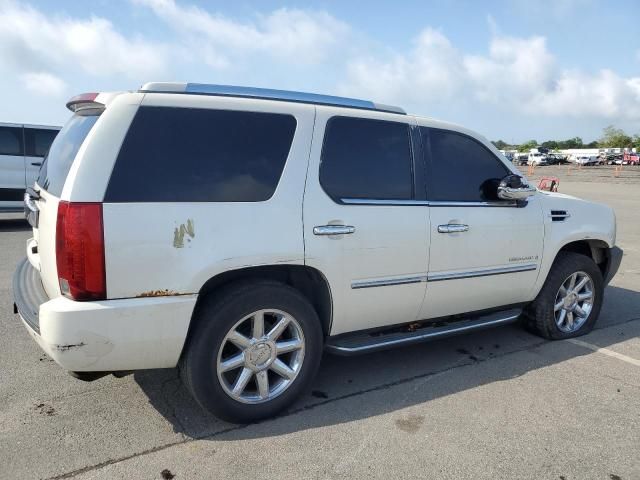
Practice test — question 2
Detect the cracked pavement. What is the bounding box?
[1,176,639,479]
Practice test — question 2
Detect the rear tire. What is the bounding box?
[526,252,604,340]
[180,281,323,423]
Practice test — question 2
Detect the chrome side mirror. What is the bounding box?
[497,174,536,201]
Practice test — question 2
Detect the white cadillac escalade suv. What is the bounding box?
[13,83,622,423]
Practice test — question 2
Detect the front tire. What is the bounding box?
[526,252,604,340]
[180,281,323,423]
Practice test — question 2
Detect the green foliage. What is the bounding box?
[498,127,640,152]
[492,139,509,150]
[557,137,583,149]
[599,125,633,148]
[517,140,538,152]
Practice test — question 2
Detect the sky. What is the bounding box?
[1,0,639,143]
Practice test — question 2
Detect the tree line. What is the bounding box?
[493,126,640,153]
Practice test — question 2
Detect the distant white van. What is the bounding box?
[0,123,60,212]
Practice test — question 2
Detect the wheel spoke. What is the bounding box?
[220,352,245,372]
[554,300,564,312]
[573,305,586,318]
[567,311,574,329]
[557,309,567,326]
[267,316,290,341]
[573,276,589,293]
[577,291,593,301]
[558,285,567,297]
[276,338,303,354]
[232,367,253,396]
[252,311,265,339]
[218,309,306,403]
[227,330,252,349]
[567,273,578,291]
[256,371,269,399]
[270,358,295,379]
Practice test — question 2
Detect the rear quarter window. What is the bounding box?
[104,107,297,202]
[37,114,99,196]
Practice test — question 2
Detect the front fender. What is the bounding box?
[530,191,616,298]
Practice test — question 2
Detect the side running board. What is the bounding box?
[325,308,522,355]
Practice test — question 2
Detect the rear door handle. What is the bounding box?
[437,224,469,233]
[313,225,355,236]
[31,162,42,167]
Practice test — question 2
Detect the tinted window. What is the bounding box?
[105,107,296,202]
[25,128,59,157]
[426,128,509,202]
[320,117,412,201]
[0,127,23,156]
[37,114,99,196]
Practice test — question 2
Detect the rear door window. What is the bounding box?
[320,116,413,201]
[25,128,59,157]
[105,107,297,202]
[37,114,99,196]
[425,128,509,202]
[0,126,24,156]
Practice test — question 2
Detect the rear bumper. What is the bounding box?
[12,257,48,333]
[13,258,196,372]
[604,246,623,285]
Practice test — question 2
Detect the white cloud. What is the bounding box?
[341,29,465,103]
[0,0,167,79]
[465,35,555,103]
[133,0,350,68]
[0,0,638,134]
[21,71,67,96]
[534,70,640,118]
[340,28,640,121]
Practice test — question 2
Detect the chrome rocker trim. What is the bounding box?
[351,263,538,289]
[325,308,522,355]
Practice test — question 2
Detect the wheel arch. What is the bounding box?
[555,239,610,277]
[184,264,333,350]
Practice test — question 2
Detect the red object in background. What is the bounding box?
[538,176,560,192]
[623,152,639,165]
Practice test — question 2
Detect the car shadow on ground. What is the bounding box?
[0,217,29,232]
[134,284,640,441]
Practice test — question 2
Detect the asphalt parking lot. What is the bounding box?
[1,165,639,480]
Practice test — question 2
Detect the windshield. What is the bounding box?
[36,112,99,196]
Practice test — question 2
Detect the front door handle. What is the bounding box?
[437,224,469,233]
[313,225,355,236]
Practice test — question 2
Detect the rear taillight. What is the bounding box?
[56,201,106,301]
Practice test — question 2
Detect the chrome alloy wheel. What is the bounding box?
[216,309,305,404]
[554,271,595,333]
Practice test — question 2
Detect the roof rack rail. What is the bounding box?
[139,82,406,115]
